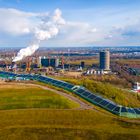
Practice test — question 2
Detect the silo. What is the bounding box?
[99,50,110,70]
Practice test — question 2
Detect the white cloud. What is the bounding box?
[55,21,102,45]
[43,21,109,46]
[0,8,102,46]
[0,8,36,35]
[1,7,140,47]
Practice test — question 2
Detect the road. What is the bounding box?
[30,83,93,110]
[13,82,94,110]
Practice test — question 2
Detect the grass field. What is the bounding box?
[68,58,98,65]
[69,58,140,66]
[0,83,79,110]
[116,59,140,65]
[0,82,140,139]
[0,109,140,140]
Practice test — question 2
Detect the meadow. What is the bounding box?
[0,83,79,110]
[68,58,98,65]
[0,82,140,139]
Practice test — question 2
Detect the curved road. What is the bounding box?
[16,83,94,110]
[31,84,93,110]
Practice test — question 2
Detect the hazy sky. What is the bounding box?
[0,0,140,47]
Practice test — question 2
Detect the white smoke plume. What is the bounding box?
[13,9,65,62]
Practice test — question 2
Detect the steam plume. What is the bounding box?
[13,9,65,62]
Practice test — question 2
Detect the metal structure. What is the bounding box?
[26,57,31,72]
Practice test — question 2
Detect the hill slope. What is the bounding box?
[0,109,140,140]
[0,83,79,110]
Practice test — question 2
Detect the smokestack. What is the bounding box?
[12,62,17,73]
[26,57,31,73]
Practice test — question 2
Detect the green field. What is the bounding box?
[116,59,140,65]
[0,83,79,110]
[0,109,140,140]
[68,58,98,65]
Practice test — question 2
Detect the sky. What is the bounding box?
[0,0,140,47]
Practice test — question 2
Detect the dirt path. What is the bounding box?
[4,82,93,110]
[1,82,140,122]
[0,82,116,116]
[27,83,94,110]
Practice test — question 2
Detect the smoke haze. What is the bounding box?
[13,9,65,62]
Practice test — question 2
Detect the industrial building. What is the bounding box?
[41,57,50,67]
[99,50,110,70]
[80,61,85,68]
[133,82,140,93]
[50,58,59,67]
[40,57,59,68]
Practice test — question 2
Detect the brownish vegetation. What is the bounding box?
[0,109,140,140]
